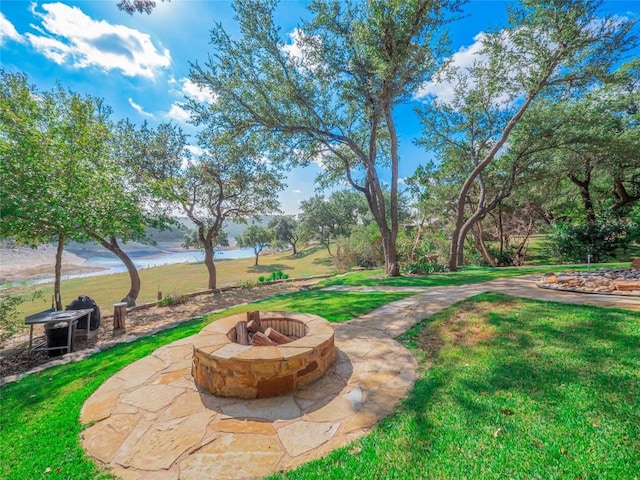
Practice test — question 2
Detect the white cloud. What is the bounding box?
[0,12,24,45]
[185,145,203,157]
[167,103,191,123]
[292,189,303,194]
[414,32,486,102]
[281,28,323,73]
[128,98,154,118]
[180,78,217,104]
[164,77,216,124]
[26,3,171,79]
[282,28,305,61]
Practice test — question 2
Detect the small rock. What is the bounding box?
[541,273,557,283]
[556,275,578,284]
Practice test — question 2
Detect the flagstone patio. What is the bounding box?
[81,321,417,480]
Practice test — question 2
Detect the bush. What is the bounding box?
[258,271,289,283]
[157,293,188,307]
[549,216,632,263]
[0,291,44,344]
[334,226,384,272]
[406,258,448,274]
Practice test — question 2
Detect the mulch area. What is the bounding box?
[0,279,320,380]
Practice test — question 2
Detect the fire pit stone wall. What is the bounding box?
[192,311,336,398]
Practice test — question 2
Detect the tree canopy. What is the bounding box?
[187,0,463,276]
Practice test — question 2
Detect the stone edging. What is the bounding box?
[537,283,640,297]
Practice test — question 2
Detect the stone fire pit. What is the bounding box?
[192,311,336,398]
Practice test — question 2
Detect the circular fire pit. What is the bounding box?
[192,311,336,398]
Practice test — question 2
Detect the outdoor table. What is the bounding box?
[25,308,94,354]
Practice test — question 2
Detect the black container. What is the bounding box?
[66,295,101,330]
[44,321,76,357]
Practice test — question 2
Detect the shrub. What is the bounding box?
[406,259,448,274]
[157,293,188,307]
[0,291,44,344]
[549,216,632,263]
[258,276,266,283]
[334,225,384,272]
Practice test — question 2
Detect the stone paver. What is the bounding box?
[82,322,417,479]
[81,274,640,479]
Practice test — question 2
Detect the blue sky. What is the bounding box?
[1,0,638,214]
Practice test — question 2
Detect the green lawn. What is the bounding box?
[0,290,412,480]
[2,275,638,479]
[268,293,640,479]
[319,262,633,288]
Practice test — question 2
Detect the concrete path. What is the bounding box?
[81,276,639,480]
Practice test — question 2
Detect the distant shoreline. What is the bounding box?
[0,244,255,287]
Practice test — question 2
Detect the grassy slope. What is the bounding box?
[269,293,640,480]
[11,246,335,317]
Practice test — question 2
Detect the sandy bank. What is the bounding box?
[0,245,105,284]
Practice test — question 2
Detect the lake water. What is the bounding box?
[26,247,255,286]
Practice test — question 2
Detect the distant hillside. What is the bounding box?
[1,215,278,256]
[160,216,276,242]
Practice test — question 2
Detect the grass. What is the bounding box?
[267,293,640,479]
[8,245,335,318]
[3,245,639,478]
[319,262,634,288]
[0,289,412,480]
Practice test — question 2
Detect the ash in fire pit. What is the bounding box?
[192,311,336,398]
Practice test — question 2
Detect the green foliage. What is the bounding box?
[0,290,44,344]
[258,270,289,282]
[334,225,384,272]
[299,191,370,255]
[405,259,448,275]
[157,293,188,307]
[268,215,299,253]
[237,224,274,266]
[181,228,229,250]
[549,216,632,263]
[188,0,461,275]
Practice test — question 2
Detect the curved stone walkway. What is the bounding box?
[81,275,640,480]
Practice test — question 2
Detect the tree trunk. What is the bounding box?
[381,228,400,276]
[54,232,64,311]
[203,238,217,290]
[449,87,548,271]
[254,253,259,266]
[384,104,400,277]
[475,220,497,267]
[497,208,505,259]
[291,241,297,255]
[411,219,426,263]
[94,236,141,307]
